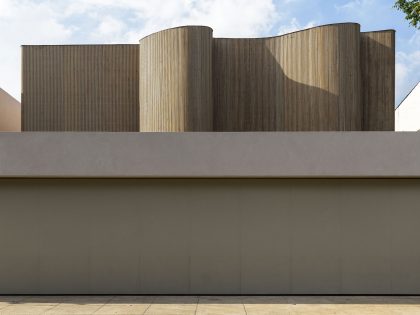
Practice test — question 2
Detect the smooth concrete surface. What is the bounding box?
[1,296,420,315]
[1,178,420,294]
[1,132,420,178]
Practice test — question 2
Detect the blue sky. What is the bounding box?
[0,0,419,105]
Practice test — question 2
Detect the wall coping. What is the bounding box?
[0,132,419,178]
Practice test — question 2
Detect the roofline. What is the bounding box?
[395,81,420,110]
[0,87,20,104]
[21,23,396,46]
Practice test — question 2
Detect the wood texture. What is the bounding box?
[213,23,361,131]
[361,31,395,131]
[22,45,139,131]
[213,38,281,131]
[21,24,395,132]
[139,26,213,131]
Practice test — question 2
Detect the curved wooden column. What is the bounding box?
[361,31,395,131]
[213,23,362,131]
[139,26,213,131]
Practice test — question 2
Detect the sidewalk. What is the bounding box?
[1,295,420,314]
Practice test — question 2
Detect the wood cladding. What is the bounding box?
[139,27,213,131]
[140,24,394,131]
[213,24,361,131]
[21,24,395,132]
[22,45,139,131]
[361,31,395,131]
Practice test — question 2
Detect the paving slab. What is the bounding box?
[0,295,420,315]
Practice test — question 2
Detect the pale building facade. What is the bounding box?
[395,82,420,131]
[0,88,20,131]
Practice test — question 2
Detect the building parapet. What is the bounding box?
[0,132,418,178]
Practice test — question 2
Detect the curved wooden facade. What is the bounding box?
[21,23,395,132]
[139,27,213,132]
[139,23,393,131]
[213,24,361,131]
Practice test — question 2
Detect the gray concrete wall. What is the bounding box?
[1,178,419,294]
[1,132,420,178]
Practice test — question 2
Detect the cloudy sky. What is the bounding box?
[0,0,419,105]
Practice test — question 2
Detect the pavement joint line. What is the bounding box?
[141,300,153,315]
[194,296,199,315]
[242,301,248,315]
[91,296,113,314]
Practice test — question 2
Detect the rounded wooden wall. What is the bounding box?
[213,23,362,131]
[138,24,394,132]
[139,26,213,132]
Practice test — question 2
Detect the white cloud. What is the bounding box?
[91,16,127,43]
[180,0,278,37]
[409,31,420,47]
[394,28,420,104]
[396,50,420,104]
[335,0,375,11]
[277,17,317,35]
[333,0,393,30]
[0,0,279,99]
[85,0,279,40]
[0,0,73,100]
[62,0,278,40]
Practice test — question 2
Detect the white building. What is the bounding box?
[0,87,21,131]
[395,82,420,131]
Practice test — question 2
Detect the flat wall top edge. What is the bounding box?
[362,29,396,33]
[0,132,419,178]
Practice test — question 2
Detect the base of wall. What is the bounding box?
[1,178,419,294]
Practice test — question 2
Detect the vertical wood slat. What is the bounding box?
[213,23,362,131]
[21,24,395,132]
[361,31,395,131]
[22,45,139,131]
[139,26,213,132]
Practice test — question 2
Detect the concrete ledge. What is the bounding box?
[0,132,419,178]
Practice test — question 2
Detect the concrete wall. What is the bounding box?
[395,82,420,131]
[1,132,420,178]
[1,178,420,294]
[0,88,21,131]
